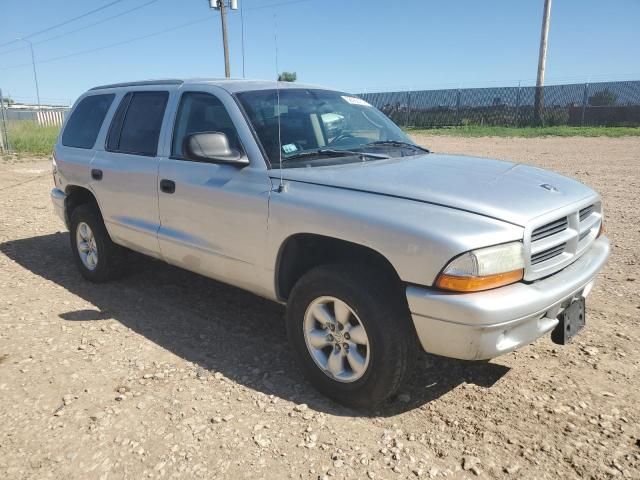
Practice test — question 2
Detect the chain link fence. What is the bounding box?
[2,80,638,152]
[359,80,640,128]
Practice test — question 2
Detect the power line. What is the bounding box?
[0,17,212,71]
[0,0,310,58]
[0,0,159,57]
[0,0,325,71]
[0,0,126,48]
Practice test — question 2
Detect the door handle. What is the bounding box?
[91,169,103,181]
[160,179,176,194]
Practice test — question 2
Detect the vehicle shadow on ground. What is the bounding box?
[1,233,509,417]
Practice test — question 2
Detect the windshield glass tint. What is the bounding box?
[236,89,414,166]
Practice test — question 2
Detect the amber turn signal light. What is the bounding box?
[436,269,524,292]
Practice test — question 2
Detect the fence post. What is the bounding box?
[0,88,9,153]
[580,83,589,127]
[456,89,461,125]
[405,91,411,127]
[534,85,545,126]
[515,84,521,127]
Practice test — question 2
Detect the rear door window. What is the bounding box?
[106,91,169,156]
[61,94,115,149]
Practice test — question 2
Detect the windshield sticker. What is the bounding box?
[341,95,372,107]
[282,143,298,154]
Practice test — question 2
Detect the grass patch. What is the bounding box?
[406,125,640,138]
[5,121,60,156]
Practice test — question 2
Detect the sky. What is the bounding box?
[0,0,639,106]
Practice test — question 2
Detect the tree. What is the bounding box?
[0,95,14,106]
[588,89,617,107]
[277,72,297,82]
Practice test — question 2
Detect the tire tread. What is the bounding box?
[69,204,126,282]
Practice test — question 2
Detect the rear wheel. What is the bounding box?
[69,204,126,282]
[286,264,416,409]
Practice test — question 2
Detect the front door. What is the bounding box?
[157,90,271,293]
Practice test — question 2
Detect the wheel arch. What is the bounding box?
[275,233,404,302]
[64,184,100,227]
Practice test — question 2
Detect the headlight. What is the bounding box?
[436,242,525,292]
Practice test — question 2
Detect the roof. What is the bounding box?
[89,79,183,90]
[89,78,333,94]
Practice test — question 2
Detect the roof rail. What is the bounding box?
[89,79,184,91]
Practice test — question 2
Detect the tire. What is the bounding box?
[286,263,417,409]
[69,203,127,282]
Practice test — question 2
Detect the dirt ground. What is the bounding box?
[1,136,638,480]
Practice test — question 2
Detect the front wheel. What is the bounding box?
[286,264,416,409]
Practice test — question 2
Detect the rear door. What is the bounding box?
[90,89,170,258]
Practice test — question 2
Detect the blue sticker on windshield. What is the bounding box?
[282,143,297,154]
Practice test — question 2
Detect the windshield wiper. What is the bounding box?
[281,148,389,163]
[363,140,430,153]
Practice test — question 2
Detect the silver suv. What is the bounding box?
[51,79,610,408]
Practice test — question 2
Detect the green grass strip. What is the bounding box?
[6,122,61,156]
[406,126,640,138]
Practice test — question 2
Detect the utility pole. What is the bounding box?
[240,0,245,78]
[534,0,552,126]
[17,38,41,110]
[209,0,238,78]
[219,0,231,78]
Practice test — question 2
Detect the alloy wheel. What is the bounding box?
[76,221,98,271]
[303,296,371,383]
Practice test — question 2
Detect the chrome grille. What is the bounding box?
[524,201,602,281]
[579,205,594,221]
[531,217,568,242]
[531,243,567,265]
[578,229,591,241]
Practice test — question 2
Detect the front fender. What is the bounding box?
[267,181,524,288]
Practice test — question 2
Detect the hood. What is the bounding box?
[272,154,598,226]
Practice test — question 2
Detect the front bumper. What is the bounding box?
[407,236,610,360]
[50,188,66,226]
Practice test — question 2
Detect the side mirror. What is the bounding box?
[183,132,248,165]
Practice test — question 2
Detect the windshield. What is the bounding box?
[236,88,423,168]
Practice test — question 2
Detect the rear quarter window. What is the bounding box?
[61,94,115,149]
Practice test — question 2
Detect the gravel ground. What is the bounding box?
[0,136,639,480]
